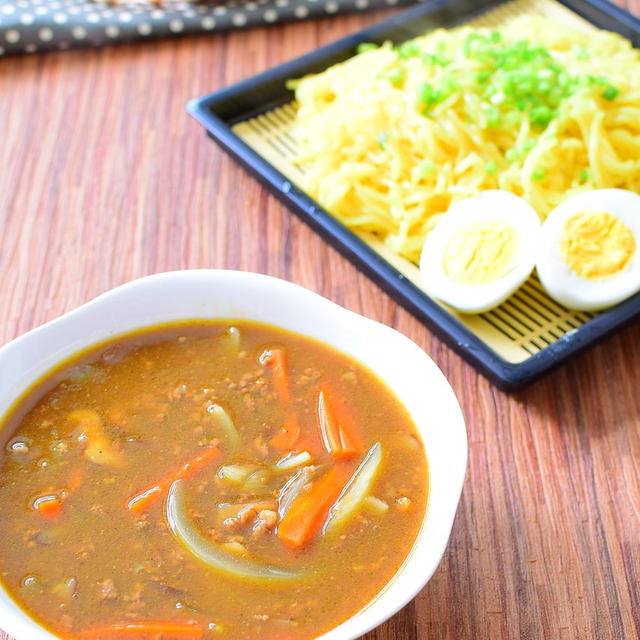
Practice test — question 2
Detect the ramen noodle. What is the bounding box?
[290,17,640,263]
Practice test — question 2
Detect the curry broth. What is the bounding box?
[0,321,428,639]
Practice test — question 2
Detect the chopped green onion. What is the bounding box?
[485,107,501,128]
[387,67,405,87]
[356,42,378,54]
[440,76,458,93]
[362,28,614,148]
[417,82,448,111]
[523,138,537,152]
[537,81,551,95]
[515,78,534,94]
[571,44,589,60]
[422,52,450,66]
[463,33,489,58]
[557,72,571,89]
[530,105,553,126]
[376,131,388,150]
[547,87,563,108]
[505,148,520,163]
[459,33,592,131]
[486,160,498,175]
[579,169,588,182]
[504,111,520,127]
[418,82,435,104]
[419,159,435,176]
[601,85,620,101]
[397,41,419,59]
[532,167,546,180]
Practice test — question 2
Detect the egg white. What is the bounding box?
[536,189,640,312]
[419,190,542,314]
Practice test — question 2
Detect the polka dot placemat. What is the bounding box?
[0,0,417,56]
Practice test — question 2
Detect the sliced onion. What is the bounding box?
[275,451,311,471]
[362,495,389,515]
[207,404,240,454]
[217,464,255,485]
[323,442,382,535]
[243,468,274,494]
[277,466,315,520]
[219,326,241,354]
[167,481,297,581]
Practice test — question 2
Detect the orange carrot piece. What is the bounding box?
[78,621,204,638]
[270,416,301,450]
[277,467,348,549]
[126,446,220,514]
[69,409,124,467]
[68,468,84,491]
[32,468,85,522]
[317,389,363,460]
[261,348,303,450]
[260,348,290,404]
[34,495,62,521]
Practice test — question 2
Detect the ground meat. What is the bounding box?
[97,578,118,600]
[223,505,259,531]
[75,541,96,560]
[223,502,278,535]
[252,509,278,539]
[253,433,269,457]
[124,582,146,612]
[59,614,74,630]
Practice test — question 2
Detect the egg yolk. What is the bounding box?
[443,220,520,286]
[559,210,635,281]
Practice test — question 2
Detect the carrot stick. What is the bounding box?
[34,495,62,521]
[78,621,204,638]
[277,467,349,549]
[261,348,304,451]
[317,389,363,460]
[260,348,291,404]
[126,446,220,514]
[270,416,301,450]
[33,468,85,522]
[68,468,84,491]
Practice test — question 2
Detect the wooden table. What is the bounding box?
[1,2,639,638]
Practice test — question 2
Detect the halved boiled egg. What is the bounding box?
[536,189,640,311]
[419,190,542,314]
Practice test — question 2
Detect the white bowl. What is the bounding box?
[0,269,467,640]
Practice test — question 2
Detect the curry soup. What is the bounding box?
[0,320,428,640]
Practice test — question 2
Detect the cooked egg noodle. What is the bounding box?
[290,17,640,263]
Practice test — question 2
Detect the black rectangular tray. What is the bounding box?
[187,0,640,391]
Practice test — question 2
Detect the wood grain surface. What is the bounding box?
[1,2,639,639]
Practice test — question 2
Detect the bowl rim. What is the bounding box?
[0,269,468,640]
